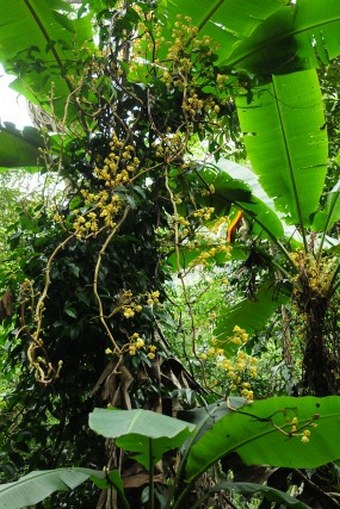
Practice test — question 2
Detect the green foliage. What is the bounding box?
[2,398,339,508]
[0,468,107,509]
[89,407,195,468]
[236,70,328,228]
[185,396,340,482]
[0,1,338,507]
[0,0,93,118]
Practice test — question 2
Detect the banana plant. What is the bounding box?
[1,396,339,508]
[161,0,339,394]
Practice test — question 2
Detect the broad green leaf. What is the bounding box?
[0,468,106,509]
[0,123,42,170]
[163,0,286,62]
[178,397,246,445]
[200,481,311,509]
[236,69,328,227]
[312,182,340,232]
[89,408,195,469]
[185,396,340,482]
[0,0,93,118]
[214,280,290,351]
[225,0,340,74]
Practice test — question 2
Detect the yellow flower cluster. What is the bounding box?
[165,16,199,66]
[146,290,160,306]
[128,332,157,360]
[230,325,249,346]
[182,91,204,117]
[118,289,143,319]
[288,415,318,444]
[181,83,221,120]
[191,244,231,267]
[151,131,186,163]
[193,207,215,221]
[290,251,334,298]
[130,7,165,66]
[216,74,229,89]
[201,328,257,400]
[157,16,223,121]
[199,183,216,197]
[72,136,140,239]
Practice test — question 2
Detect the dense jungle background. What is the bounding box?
[0,1,339,508]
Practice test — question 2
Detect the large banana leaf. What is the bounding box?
[236,69,328,228]
[89,407,195,469]
[185,395,340,482]
[0,468,108,509]
[0,0,93,118]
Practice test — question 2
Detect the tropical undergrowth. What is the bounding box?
[0,1,338,508]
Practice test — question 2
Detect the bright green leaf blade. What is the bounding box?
[89,408,195,468]
[185,396,340,482]
[206,481,311,509]
[0,468,106,509]
[236,69,328,226]
[214,280,290,352]
[178,398,247,446]
[0,123,42,169]
[89,408,195,439]
[0,0,93,118]
[294,0,340,66]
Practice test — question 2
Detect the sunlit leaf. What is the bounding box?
[236,69,328,227]
[0,0,93,118]
[185,396,340,482]
[89,408,195,469]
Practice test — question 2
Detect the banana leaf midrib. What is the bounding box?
[196,0,224,32]
[271,76,307,249]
